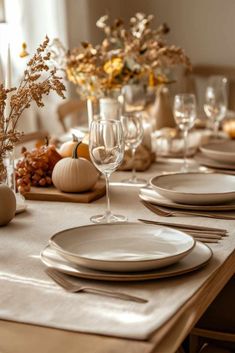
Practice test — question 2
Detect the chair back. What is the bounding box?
[185,65,235,111]
[57,99,86,132]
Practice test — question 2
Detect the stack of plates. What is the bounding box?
[196,141,235,173]
[140,172,235,211]
[41,223,212,281]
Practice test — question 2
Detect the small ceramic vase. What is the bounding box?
[0,184,16,226]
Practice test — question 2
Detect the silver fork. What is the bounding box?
[142,200,235,220]
[46,268,148,304]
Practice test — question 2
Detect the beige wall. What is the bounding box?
[66,0,235,66]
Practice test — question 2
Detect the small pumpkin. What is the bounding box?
[52,142,99,192]
[0,185,16,226]
[59,134,91,161]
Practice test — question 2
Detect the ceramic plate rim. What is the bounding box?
[40,242,212,281]
[49,222,195,265]
[139,189,235,211]
[150,172,235,197]
[200,142,235,156]
[195,152,235,170]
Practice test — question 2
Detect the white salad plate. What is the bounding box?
[41,241,212,282]
[200,141,235,164]
[49,223,195,272]
[195,152,235,171]
[139,186,235,211]
[150,173,235,205]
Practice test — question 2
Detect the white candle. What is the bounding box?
[5,44,12,89]
[4,44,12,120]
[87,98,93,127]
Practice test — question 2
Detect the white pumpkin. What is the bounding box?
[0,184,16,226]
[52,142,99,193]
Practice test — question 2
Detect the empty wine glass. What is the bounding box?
[173,94,197,172]
[204,76,227,137]
[121,112,147,185]
[89,119,126,223]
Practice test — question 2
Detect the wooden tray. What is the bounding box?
[24,179,106,203]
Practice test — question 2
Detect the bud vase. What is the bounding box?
[3,151,26,212]
[0,157,16,226]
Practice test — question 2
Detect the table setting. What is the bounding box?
[0,11,235,353]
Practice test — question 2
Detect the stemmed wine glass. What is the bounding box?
[89,119,127,223]
[204,76,227,138]
[173,94,197,172]
[121,112,147,185]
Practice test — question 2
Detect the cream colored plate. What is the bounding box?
[140,186,235,211]
[49,223,195,272]
[195,152,235,171]
[150,173,235,205]
[200,141,235,164]
[41,242,212,281]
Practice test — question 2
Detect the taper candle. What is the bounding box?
[5,44,12,89]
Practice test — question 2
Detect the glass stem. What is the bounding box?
[214,121,220,138]
[104,173,111,219]
[183,129,188,171]
[131,147,136,181]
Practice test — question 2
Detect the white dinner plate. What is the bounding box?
[139,186,235,211]
[200,141,235,164]
[195,152,235,171]
[150,173,235,205]
[41,242,212,281]
[49,223,195,272]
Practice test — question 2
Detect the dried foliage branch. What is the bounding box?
[66,13,191,98]
[0,36,66,167]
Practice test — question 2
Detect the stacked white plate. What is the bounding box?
[196,141,235,171]
[149,172,235,206]
[41,222,212,281]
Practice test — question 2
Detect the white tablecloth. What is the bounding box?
[0,161,235,340]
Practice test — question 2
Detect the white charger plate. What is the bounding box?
[139,187,235,211]
[49,223,195,272]
[41,242,212,281]
[200,141,235,164]
[150,173,235,205]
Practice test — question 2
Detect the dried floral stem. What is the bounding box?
[0,36,66,162]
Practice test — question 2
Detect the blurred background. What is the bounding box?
[0,0,235,135]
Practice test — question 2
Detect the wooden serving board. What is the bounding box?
[24,179,106,203]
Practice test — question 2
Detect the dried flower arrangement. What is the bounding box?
[0,36,66,178]
[66,13,191,99]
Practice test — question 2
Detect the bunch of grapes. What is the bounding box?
[15,145,62,194]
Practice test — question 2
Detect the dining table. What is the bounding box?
[0,157,235,353]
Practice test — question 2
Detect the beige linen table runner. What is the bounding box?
[0,163,235,340]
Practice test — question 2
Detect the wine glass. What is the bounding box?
[204,76,227,137]
[89,119,127,223]
[173,94,197,172]
[121,112,147,185]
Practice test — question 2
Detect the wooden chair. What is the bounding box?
[16,130,49,145]
[15,130,49,157]
[198,343,232,353]
[185,65,235,111]
[57,99,87,132]
[189,275,235,353]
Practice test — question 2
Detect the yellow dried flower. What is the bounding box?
[103,57,124,77]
